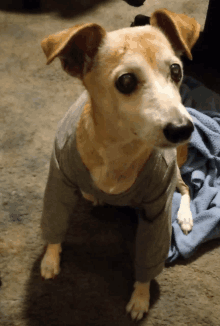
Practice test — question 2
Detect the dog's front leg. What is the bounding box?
[41,243,62,279]
[126,281,150,321]
[176,167,193,235]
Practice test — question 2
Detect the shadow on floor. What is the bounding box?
[0,0,112,18]
[22,203,160,326]
[22,199,220,325]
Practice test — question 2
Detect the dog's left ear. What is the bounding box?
[150,8,200,60]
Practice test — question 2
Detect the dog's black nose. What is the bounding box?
[163,120,194,143]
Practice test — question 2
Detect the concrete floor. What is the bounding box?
[1,1,220,325]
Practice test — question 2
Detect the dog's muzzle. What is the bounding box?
[163,120,194,144]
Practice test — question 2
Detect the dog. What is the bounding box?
[40,9,200,321]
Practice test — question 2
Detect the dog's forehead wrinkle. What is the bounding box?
[89,27,182,98]
[97,29,176,75]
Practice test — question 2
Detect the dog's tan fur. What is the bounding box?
[40,9,200,321]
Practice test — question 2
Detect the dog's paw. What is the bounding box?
[126,281,150,321]
[177,202,193,235]
[41,244,61,279]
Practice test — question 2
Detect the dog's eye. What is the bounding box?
[115,73,138,94]
[170,64,182,83]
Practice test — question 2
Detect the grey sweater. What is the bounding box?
[41,91,178,283]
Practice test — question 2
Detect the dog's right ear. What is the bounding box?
[41,23,106,78]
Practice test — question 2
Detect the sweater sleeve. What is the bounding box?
[134,155,177,283]
[41,142,79,244]
[134,203,172,283]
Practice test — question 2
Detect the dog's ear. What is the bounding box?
[150,8,200,60]
[41,23,106,78]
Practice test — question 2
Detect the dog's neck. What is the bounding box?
[76,99,153,194]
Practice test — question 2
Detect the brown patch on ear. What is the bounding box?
[150,8,200,60]
[41,23,106,78]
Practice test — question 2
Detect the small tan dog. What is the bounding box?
[40,9,200,321]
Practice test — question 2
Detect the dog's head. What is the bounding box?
[41,9,200,148]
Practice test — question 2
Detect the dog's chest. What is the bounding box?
[80,159,146,203]
[78,141,152,197]
[79,149,176,207]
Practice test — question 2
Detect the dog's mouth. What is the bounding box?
[157,143,175,149]
[158,136,190,149]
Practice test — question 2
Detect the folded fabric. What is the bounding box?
[167,77,220,262]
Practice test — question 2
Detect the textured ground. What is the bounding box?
[1,0,220,325]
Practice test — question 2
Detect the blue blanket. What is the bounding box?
[167,76,220,262]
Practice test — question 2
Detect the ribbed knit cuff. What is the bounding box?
[135,260,165,283]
